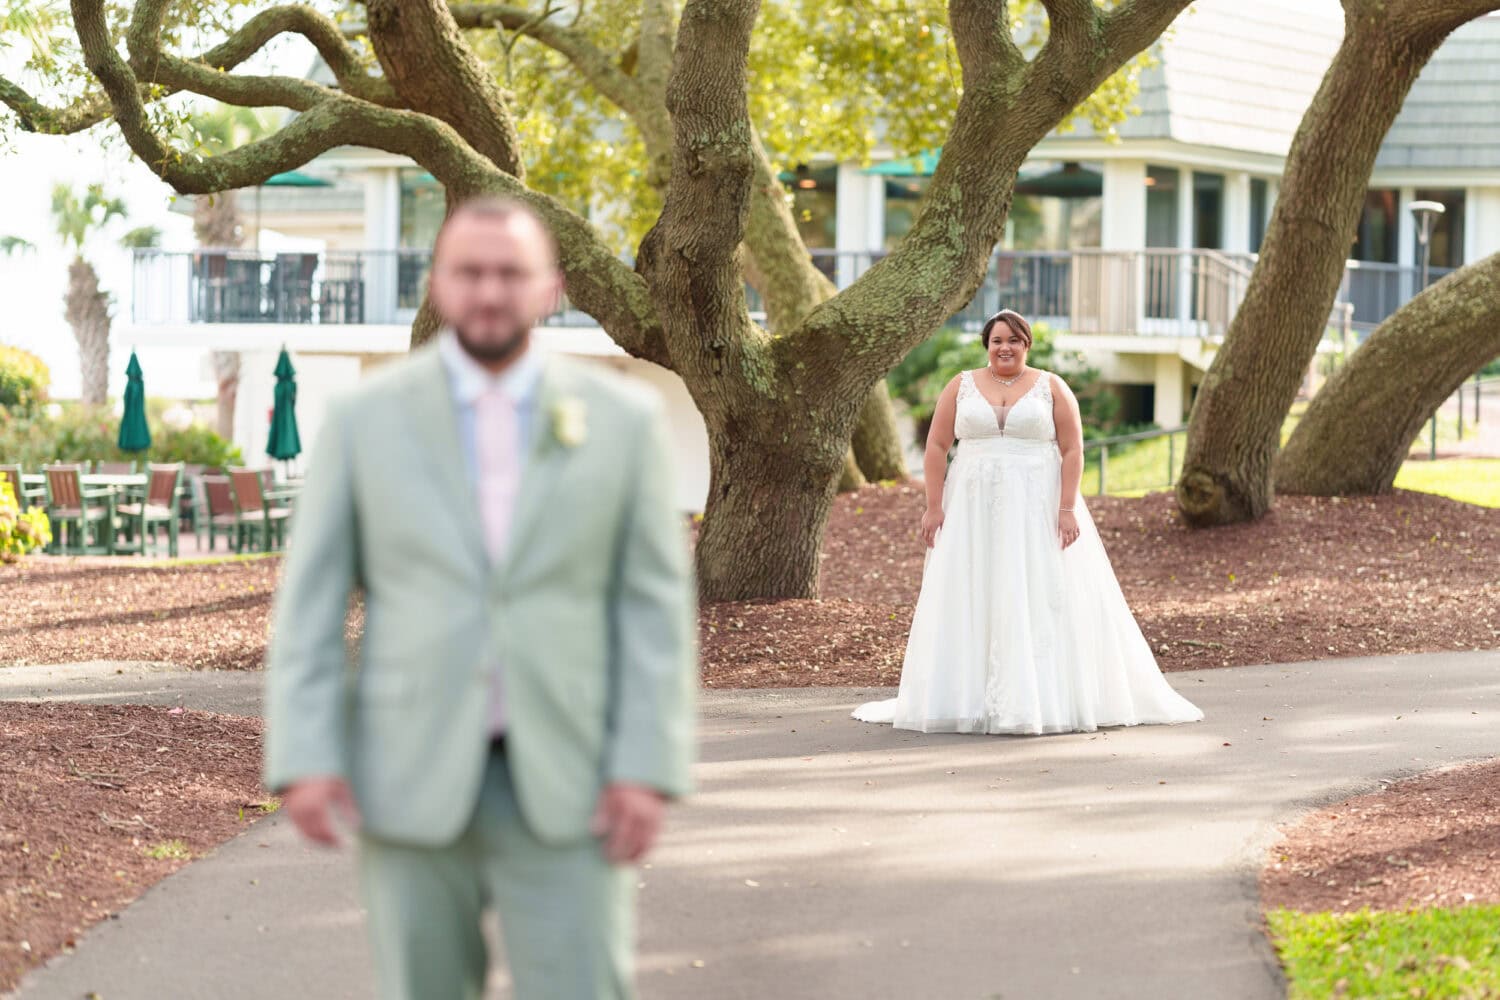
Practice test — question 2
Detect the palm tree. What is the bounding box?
[52,184,127,405]
[188,105,276,437]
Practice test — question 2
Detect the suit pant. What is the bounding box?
[357,743,637,1000]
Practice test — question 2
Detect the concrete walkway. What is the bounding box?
[7,649,1500,1000]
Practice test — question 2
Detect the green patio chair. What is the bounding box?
[198,475,241,552]
[1,465,45,509]
[115,463,183,557]
[42,464,115,555]
[228,467,293,552]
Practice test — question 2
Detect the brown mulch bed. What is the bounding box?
[1261,758,1500,913]
[1,484,1496,684]
[700,483,1500,686]
[0,702,268,993]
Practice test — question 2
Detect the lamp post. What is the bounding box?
[1408,199,1445,292]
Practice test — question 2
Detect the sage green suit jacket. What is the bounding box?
[263,344,697,847]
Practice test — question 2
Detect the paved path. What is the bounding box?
[7,649,1500,1000]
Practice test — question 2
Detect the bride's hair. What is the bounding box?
[981,309,1033,349]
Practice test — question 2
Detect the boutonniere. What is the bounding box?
[551,396,588,448]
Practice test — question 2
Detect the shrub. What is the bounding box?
[0,403,241,469]
[0,344,51,415]
[0,478,51,563]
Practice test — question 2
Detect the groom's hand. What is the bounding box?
[591,782,667,865]
[283,776,362,847]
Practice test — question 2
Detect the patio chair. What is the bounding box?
[94,461,138,475]
[178,464,207,532]
[42,464,115,555]
[198,475,241,552]
[1,464,45,509]
[228,467,293,552]
[115,463,183,557]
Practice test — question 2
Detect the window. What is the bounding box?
[1249,178,1268,252]
[1414,189,1465,270]
[884,177,930,250]
[1352,189,1399,263]
[1145,166,1180,248]
[1193,172,1224,250]
[398,169,445,309]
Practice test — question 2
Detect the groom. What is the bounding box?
[263,196,697,1000]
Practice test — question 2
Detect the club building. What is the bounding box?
[123,3,1500,511]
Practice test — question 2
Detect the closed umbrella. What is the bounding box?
[266,347,302,473]
[117,351,152,452]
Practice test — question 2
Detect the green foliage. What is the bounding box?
[481,0,1156,251]
[1267,906,1500,999]
[885,323,1122,441]
[51,182,127,253]
[143,839,192,861]
[0,476,51,563]
[0,343,51,414]
[0,403,241,469]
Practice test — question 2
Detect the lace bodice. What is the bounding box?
[954,368,1056,442]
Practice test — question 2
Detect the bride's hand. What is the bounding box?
[1059,509,1080,549]
[920,508,944,548]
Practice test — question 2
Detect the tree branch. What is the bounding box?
[1037,0,1099,62]
[69,0,668,365]
[636,0,761,382]
[2,2,397,134]
[365,0,526,175]
[785,0,1191,392]
[445,2,652,116]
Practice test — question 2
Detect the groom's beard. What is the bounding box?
[455,323,530,364]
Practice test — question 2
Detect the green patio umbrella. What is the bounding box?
[266,347,302,467]
[117,350,152,452]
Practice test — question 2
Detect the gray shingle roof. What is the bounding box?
[1377,16,1500,170]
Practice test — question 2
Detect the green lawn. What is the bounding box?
[1268,907,1500,999]
[1393,459,1500,508]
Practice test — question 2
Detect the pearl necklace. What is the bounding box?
[986,366,1025,387]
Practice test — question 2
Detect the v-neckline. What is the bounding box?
[970,368,1044,408]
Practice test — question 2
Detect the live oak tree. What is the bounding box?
[4,0,1191,599]
[421,1,1157,486]
[1174,0,1500,528]
[1275,252,1500,496]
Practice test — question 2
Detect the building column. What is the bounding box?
[363,168,401,325]
[1397,185,1417,301]
[1101,160,1147,250]
[1176,168,1195,332]
[1465,187,1500,263]
[1153,354,1186,428]
[835,162,885,288]
[1224,172,1252,254]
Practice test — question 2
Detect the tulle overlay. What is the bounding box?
[853,370,1203,735]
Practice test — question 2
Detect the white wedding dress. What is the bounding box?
[853,369,1203,735]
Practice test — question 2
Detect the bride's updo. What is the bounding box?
[981,309,1033,348]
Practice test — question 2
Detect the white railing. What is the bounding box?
[131,247,1452,338]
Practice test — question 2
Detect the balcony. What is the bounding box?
[130,247,1450,340]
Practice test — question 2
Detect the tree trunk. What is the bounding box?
[696,432,845,600]
[1175,0,1499,527]
[740,129,908,486]
[1276,252,1500,495]
[65,257,110,405]
[212,351,240,438]
[192,189,242,247]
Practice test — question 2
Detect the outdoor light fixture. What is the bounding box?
[1408,199,1445,290]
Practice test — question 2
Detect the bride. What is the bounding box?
[853,309,1203,735]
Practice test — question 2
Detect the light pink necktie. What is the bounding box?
[474,384,519,735]
[474,384,520,563]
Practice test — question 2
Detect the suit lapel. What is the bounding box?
[405,346,487,566]
[500,355,570,579]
